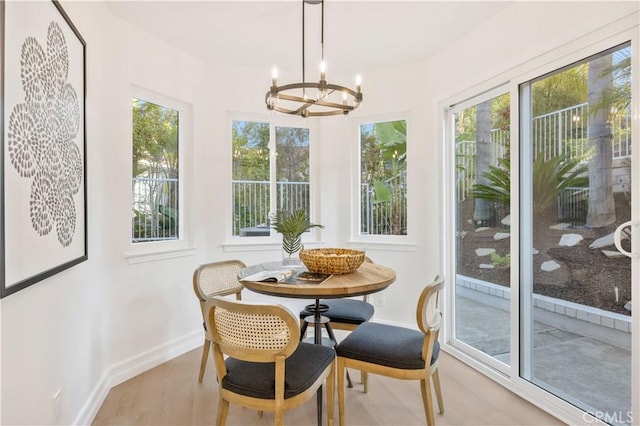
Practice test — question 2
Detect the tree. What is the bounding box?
[132,99,178,180]
[585,53,616,227]
[276,127,309,183]
[531,65,587,116]
[232,121,269,181]
[473,100,493,224]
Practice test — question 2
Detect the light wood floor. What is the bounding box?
[93,347,564,425]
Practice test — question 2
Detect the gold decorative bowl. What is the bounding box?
[300,248,365,275]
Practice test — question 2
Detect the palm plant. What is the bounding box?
[471,153,589,215]
[271,209,324,258]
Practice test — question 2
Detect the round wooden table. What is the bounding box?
[238,260,396,426]
[238,261,396,299]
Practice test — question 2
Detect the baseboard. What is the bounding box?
[73,330,202,425]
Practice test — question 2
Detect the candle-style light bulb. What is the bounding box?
[355,74,362,92]
[271,67,278,86]
[320,61,327,80]
[342,91,348,105]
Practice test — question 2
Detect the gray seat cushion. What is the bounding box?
[300,299,374,325]
[336,322,439,370]
[222,342,335,399]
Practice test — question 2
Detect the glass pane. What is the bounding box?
[275,126,310,215]
[453,93,511,364]
[360,120,407,235]
[132,98,179,243]
[522,44,632,425]
[232,120,270,237]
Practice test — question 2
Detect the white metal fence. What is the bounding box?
[532,103,631,161]
[456,103,632,202]
[360,172,408,235]
[231,181,311,236]
[232,176,408,237]
[132,177,179,242]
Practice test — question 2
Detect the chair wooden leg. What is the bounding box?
[198,338,210,383]
[216,396,229,426]
[275,408,285,426]
[362,371,368,393]
[432,368,445,414]
[327,360,335,426]
[420,377,435,426]
[337,358,346,426]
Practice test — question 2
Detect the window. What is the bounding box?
[132,98,179,243]
[232,120,312,238]
[359,119,407,236]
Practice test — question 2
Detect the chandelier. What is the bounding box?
[265,0,363,117]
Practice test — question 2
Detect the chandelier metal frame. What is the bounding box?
[265,0,363,117]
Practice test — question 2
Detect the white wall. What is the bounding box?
[1,2,213,424]
[1,1,637,425]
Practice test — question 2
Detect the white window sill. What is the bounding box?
[346,239,417,252]
[124,246,197,264]
[222,241,326,253]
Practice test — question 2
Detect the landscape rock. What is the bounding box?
[541,260,561,272]
[603,250,626,259]
[479,264,495,269]
[475,248,496,257]
[475,227,490,233]
[559,234,583,247]
[494,232,510,241]
[624,301,632,312]
[550,223,571,230]
[589,233,615,249]
[501,215,511,226]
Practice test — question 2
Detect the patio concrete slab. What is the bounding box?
[454,293,632,424]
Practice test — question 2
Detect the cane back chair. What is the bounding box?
[206,297,335,426]
[192,260,245,383]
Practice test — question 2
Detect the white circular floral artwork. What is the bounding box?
[7,21,82,248]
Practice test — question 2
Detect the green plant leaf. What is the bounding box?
[270,209,323,255]
[372,181,392,203]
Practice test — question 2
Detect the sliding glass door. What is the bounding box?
[520,43,633,425]
[446,38,637,425]
[451,90,512,369]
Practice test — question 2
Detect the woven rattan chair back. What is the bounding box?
[207,297,299,362]
[192,260,246,382]
[193,260,245,302]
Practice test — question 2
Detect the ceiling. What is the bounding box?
[105,1,513,78]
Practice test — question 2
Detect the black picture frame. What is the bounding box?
[1,0,87,298]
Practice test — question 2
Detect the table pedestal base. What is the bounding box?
[301,301,354,389]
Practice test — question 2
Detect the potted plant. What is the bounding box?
[271,209,324,264]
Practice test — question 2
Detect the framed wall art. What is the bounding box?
[1,0,87,298]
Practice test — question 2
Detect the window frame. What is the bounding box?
[225,112,321,248]
[350,112,414,246]
[125,86,194,263]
